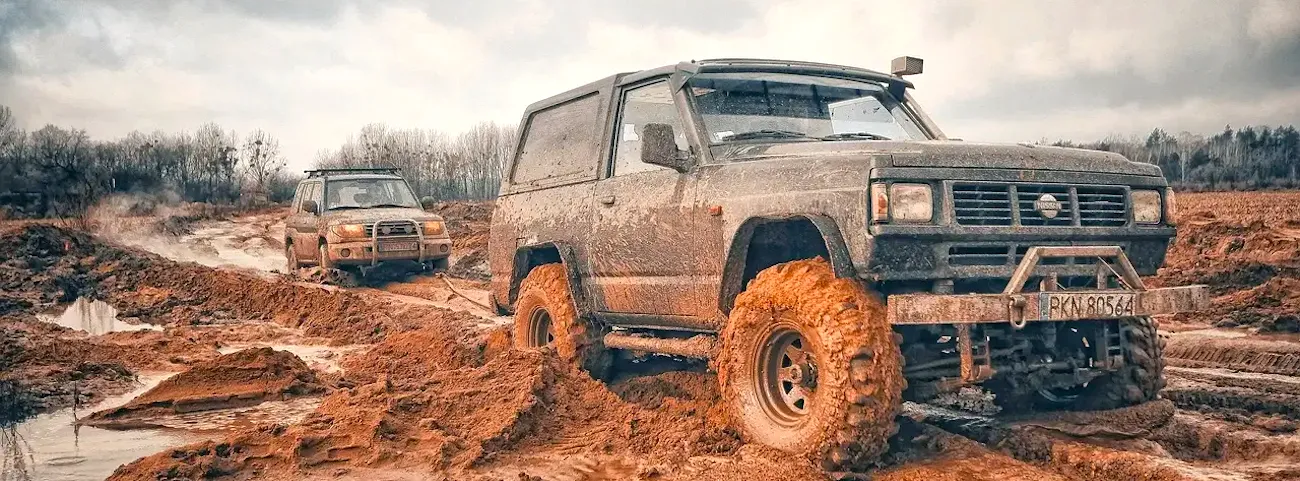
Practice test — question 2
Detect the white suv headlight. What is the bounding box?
[1132,189,1162,224]
[889,183,933,223]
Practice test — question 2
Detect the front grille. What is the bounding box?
[1076,186,1127,227]
[952,184,1012,226]
[364,220,418,238]
[952,182,1128,227]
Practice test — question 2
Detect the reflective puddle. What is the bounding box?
[2,373,204,481]
[36,298,159,336]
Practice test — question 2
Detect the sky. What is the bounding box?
[1,0,1298,170]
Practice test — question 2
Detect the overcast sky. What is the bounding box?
[1,0,1298,169]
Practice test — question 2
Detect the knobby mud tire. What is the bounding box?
[716,258,904,472]
[285,244,300,272]
[512,263,612,380]
[1076,316,1166,410]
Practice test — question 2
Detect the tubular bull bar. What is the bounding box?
[885,246,1209,384]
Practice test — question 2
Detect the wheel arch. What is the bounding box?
[509,242,592,317]
[718,214,855,314]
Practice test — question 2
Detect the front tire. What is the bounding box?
[285,244,300,273]
[716,258,904,471]
[318,243,335,270]
[512,264,612,379]
[1074,316,1166,410]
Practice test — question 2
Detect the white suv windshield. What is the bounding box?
[687,72,927,142]
[325,179,419,210]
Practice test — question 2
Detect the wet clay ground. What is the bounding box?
[2,194,1300,480]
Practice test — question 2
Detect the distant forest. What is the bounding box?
[1,99,1296,219]
[1048,125,1300,190]
[0,105,515,220]
[311,122,518,202]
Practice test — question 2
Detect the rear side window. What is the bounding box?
[511,93,602,187]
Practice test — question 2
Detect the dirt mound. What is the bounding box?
[111,336,743,480]
[0,223,484,345]
[84,348,324,427]
[1,314,216,415]
[340,327,485,383]
[433,201,491,280]
[1152,192,1300,332]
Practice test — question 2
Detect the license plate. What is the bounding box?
[1042,292,1136,320]
[379,241,418,252]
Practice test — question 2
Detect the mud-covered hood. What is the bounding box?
[320,207,442,224]
[712,140,1163,176]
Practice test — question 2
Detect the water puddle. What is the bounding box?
[2,373,205,481]
[36,298,160,336]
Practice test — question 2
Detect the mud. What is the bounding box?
[10,192,1300,481]
[1154,191,1300,333]
[83,348,325,428]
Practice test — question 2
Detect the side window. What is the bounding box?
[292,184,307,211]
[613,81,688,176]
[511,94,603,186]
[305,183,322,211]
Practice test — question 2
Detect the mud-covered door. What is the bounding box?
[288,181,321,260]
[587,80,709,316]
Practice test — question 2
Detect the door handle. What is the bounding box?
[599,195,616,205]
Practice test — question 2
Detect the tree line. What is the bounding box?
[0,104,293,219]
[1048,124,1300,190]
[311,122,518,201]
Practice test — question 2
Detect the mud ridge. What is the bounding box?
[83,347,325,428]
[1164,336,1300,376]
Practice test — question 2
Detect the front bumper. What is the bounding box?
[327,237,452,266]
[884,246,1209,386]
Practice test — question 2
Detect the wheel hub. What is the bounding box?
[756,326,818,426]
[528,306,555,347]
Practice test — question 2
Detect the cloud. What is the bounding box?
[0,0,1297,169]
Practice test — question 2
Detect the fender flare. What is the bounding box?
[717,214,856,313]
[510,241,593,318]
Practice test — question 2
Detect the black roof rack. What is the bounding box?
[304,167,402,178]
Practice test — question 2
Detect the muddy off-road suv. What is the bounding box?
[285,168,451,275]
[488,57,1209,471]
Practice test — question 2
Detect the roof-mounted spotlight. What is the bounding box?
[891,56,924,76]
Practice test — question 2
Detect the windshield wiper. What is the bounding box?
[369,203,409,208]
[721,129,812,141]
[821,132,892,141]
[327,205,363,211]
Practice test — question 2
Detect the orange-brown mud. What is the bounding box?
[9,192,1300,481]
[83,347,326,428]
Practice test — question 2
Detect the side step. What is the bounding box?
[602,332,716,359]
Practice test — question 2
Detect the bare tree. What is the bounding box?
[240,128,286,198]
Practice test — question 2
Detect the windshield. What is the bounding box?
[686,72,927,143]
[325,178,419,210]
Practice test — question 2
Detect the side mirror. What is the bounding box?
[420,196,437,211]
[641,123,689,173]
[301,200,318,214]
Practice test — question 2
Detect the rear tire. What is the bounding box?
[716,258,904,472]
[1074,316,1166,410]
[285,244,300,273]
[512,264,612,379]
